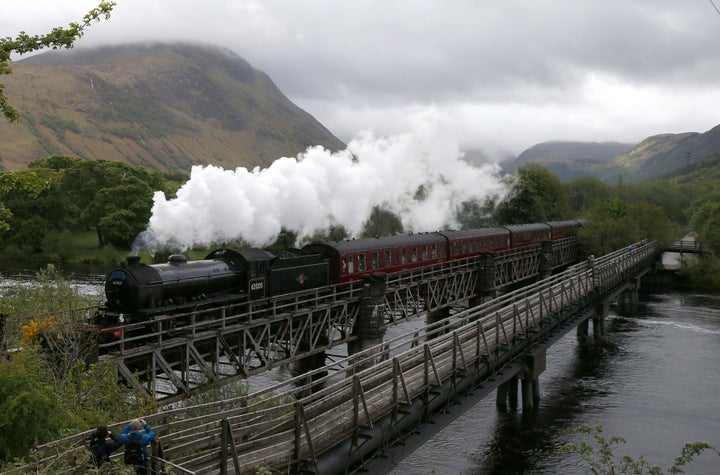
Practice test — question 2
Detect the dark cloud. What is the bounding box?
[4,0,720,156]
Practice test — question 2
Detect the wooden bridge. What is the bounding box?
[27,239,660,474]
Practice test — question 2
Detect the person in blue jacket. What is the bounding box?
[119,418,156,474]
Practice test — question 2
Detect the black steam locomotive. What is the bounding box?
[94,220,583,330]
[96,248,328,327]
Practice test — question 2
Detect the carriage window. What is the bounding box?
[412,247,418,262]
[431,244,438,258]
[401,248,407,264]
[453,242,459,255]
[462,241,467,253]
[358,254,366,272]
[372,252,380,269]
[347,256,354,273]
[422,246,428,260]
[385,250,392,266]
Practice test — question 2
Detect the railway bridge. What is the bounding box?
[98,237,579,401]
[31,239,663,474]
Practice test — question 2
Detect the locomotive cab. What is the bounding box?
[205,248,273,300]
[205,247,329,300]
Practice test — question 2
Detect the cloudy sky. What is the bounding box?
[4,0,720,160]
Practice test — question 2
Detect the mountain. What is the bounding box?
[661,152,720,185]
[0,43,345,173]
[503,124,720,183]
[503,141,634,181]
[599,125,720,182]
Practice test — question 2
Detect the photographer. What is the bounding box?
[119,418,156,474]
[88,425,123,468]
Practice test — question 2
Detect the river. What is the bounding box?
[388,291,720,474]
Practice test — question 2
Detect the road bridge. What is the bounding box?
[30,239,660,474]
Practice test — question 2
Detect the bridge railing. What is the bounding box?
[25,240,658,474]
[146,241,656,472]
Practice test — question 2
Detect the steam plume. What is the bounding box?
[135,121,507,252]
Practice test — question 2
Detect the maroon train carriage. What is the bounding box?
[546,219,584,240]
[303,233,448,284]
[504,223,552,247]
[438,228,511,260]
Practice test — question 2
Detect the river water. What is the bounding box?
[388,291,720,474]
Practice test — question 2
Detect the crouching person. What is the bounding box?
[119,418,156,474]
[88,424,123,468]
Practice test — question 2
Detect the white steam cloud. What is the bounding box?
[135,120,507,251]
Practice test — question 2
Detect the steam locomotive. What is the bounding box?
[95,220,583,328]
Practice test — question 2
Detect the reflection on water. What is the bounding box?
[389,292,720,474]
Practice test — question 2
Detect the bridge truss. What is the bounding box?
[102,238,578,401]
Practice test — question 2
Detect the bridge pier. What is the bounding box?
[576,319,589,337]
[576,298,611,339]
[348,274,388,370]
[469,254,496,308]
[426,307,450,336]
[540,241,554,279]
[496,348,545,412]
[617,278,640,316]
[592,299,610,339]
[292,345,328,395]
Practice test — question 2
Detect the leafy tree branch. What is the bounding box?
[0,1,116,122]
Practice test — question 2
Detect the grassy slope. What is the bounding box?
[0,44,345,173]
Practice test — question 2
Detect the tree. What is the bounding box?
[688,185,720,251]
[0,167,66,252]
[578,198,680,256]
[361,206,404,238]
[0,1,115,122]
[559,425,718,475]
[0,268,157,465]
[565,177,611,215]
[617,179,701,227]
[494,164,571,224]
[58,159,174,247]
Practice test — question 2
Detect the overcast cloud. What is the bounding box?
[3,0,720,159]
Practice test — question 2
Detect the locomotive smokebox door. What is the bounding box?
[248,277,266,300]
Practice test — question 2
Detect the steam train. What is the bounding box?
[95,220,583,329]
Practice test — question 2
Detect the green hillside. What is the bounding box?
[0,43,345,173]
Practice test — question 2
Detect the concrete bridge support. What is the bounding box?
[617,278,641,316]
[496,348,546,412]
[576,297,612,339]
[592,299,611,339]
[348,274,388,370]
[540,241,554,279]
[426,307,450,329]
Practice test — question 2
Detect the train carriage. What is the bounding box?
[504,223,552,247]
[546,219,584,240]
[438,228,511,259]
[303,233,448,284]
